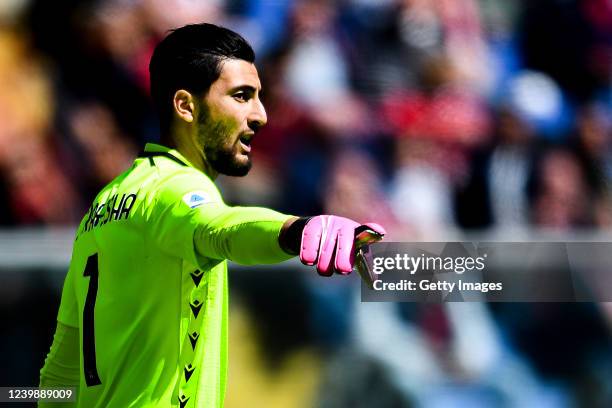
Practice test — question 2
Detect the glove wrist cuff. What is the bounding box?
[279,216,312,255]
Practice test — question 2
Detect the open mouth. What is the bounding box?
[239,134,253,152]
[239,135,252,145]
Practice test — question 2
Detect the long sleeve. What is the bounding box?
[39,322,80,408]
[192,204,294,265]
[145,171,294,268]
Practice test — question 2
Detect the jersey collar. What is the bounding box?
[141,143,197,168]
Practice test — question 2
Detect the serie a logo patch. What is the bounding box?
[182,191,210,208]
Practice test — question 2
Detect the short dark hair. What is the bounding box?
[149,23,255,136]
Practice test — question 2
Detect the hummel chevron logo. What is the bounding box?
[179,394,189,408]
[184,364,195,382]
[190,300,202,318]
[190,270,204,287]
[189,332,199,350]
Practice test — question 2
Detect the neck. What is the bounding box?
[163,130,219,180]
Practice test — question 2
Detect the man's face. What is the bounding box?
[197,59,267,177]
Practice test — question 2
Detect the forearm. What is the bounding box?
[39,322,79,408]
[194,206,296,265]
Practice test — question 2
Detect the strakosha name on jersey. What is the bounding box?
[81,192,138,234]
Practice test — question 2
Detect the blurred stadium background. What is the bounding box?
[1,0,612,406]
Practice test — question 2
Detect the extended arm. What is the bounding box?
[194,210,386,274]
[192,204,297,265]
[148,172,385,271]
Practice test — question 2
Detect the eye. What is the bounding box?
[233,91,249,102]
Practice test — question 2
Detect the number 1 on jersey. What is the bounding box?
[83,254,102,386]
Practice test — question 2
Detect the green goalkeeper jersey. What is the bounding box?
[55,143,293,407]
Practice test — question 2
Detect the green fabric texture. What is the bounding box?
[43,143,293,407]
[39,322,79,408]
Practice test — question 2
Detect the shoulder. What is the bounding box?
[150,167,224,208]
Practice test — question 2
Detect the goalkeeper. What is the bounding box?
[39,23,384,408]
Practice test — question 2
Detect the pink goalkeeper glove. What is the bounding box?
[299,215,386,276]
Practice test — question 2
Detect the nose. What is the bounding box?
[248,99,267,131]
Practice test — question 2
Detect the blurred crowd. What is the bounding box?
[2,0,612,234]
[2,0,612,407]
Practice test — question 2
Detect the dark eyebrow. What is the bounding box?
[229,85,261,94]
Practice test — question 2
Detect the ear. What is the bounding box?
[173,90,195,123]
